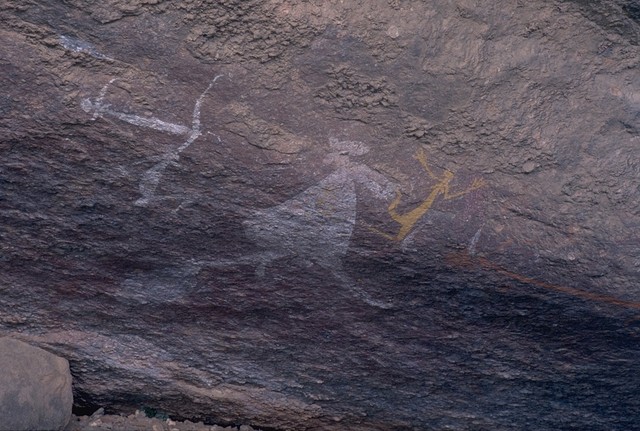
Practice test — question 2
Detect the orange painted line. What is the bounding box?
[446,252,640,310]
[373,149,485,241]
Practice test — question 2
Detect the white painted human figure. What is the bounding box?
[82,80,397,307]
[241,138,397,308]
[81,76,223,206]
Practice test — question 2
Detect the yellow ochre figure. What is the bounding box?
[376,148,485,242]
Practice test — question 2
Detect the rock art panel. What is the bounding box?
[2,1,640,430]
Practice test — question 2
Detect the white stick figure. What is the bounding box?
[81,75,223,206]
[201,138,398,308]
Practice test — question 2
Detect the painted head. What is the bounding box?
[329,137,370,156]
[325,137,370,166]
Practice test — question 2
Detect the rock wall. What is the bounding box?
[1,0,639,429]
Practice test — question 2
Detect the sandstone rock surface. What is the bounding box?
[0,338,73,431]
[1,0,640,430]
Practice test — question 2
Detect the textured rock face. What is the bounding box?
[0,338,73,431]
[1,0,639,430]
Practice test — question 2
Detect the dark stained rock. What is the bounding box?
[1,0,640,430]
[0,338,73,431]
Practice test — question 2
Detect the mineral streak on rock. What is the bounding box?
[1,0,640,430]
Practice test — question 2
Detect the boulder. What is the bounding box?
[0,338,73,431]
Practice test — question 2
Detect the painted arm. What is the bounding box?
[351,164,398,201]
[443,177,485,200]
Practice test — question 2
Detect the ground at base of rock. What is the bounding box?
[65,409,261,431]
